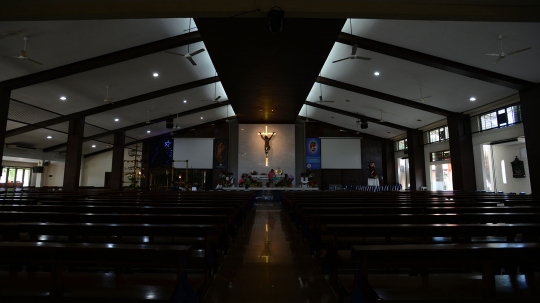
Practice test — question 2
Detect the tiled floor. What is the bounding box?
[205,202,337,303]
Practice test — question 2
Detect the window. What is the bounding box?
[396,139,408,151]
[477,104,522,132]
[427,126,449,144]
[430,150,451,162]
[501,160,507,184]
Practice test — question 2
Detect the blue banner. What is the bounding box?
[306,138,321,169]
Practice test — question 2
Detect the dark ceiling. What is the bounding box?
[196,18,345,123]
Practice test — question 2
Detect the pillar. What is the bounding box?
[407,129,426,190]
[448,114,476,191]
[63,117,85,191]
[110,131,125,190]
[140,140,150,190]
[382,139,396,186]
[0,88,11,172]
[519,84,540,194]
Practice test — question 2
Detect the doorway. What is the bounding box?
[430,163,453,191]
[398,158,410,190]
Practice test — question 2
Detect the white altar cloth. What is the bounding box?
[367,178,380,186]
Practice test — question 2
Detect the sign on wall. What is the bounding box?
[306,138,321,169]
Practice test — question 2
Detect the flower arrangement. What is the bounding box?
[276,174,294,187]
[251,170,258,175]
[310,181,318,188]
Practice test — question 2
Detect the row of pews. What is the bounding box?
[0,190,255,302]
[282,191,540,302]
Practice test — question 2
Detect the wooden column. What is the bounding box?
[448,114,476,191]
[63,117,85,191]
[110,131,125,191]
[519,84,540,194]
[0,88,10,168]
[407,129,426,191]
[382,139,396,186]
[140,140,150,190]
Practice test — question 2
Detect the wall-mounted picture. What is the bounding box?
[511,156,526,178]
[214,139,228,169]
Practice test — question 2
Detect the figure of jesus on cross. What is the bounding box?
[258,126,276,160]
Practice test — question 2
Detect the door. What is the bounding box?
[398,158,410,189]
[430,163,453,191]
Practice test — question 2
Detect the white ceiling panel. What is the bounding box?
[306,83,444,129]
[320,42,517,114]
[126,105,236,141]
[0,19,192,80]
[5,128,67,149]
[11,41,217,115]
[84,83,229,130]
[346,19,540,82]
[300,105,405,139]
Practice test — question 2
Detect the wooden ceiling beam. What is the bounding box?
[44,101,230,153]
[0,31,201,90]
[317,76,454,117]
[336,32,534,91]
[304,101,411,132]
[6,76,219,138]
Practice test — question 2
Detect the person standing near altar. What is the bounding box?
[268,169,276,185]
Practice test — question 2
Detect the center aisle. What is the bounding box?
[205,201,337,303]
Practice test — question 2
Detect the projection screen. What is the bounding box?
[173,138,214,169]
[321,138,362,169]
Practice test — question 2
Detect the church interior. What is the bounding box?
[1,1,540,302]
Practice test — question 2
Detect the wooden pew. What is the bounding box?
[0,241,191,298]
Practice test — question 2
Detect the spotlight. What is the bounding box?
[360,118,368,129]
[267,7,285,33]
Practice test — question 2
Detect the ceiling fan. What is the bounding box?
[174,112,181,129]
[201,75,221,103]
[486,35,531,64]
[165,18,205,66]
[318,80,336,103]
[225,105,237,123]
[4,36,43,65]
[145,111,151,124]
[411,85,431,103]
[304,105,315,122]
[333,19,371,63]
[102,85,114,104]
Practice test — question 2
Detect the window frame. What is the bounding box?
[474,103,522,133]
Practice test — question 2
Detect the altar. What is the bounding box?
[367,178,380,186]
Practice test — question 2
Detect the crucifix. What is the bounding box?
[258,126,276,166]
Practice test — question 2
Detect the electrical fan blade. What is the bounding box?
[411,98,422,101]
[423,96,432,99]
[332,57,349,63]
[351,44,358,56]
[354,56,371,61]
[187,57,197,66]
[165,51,185,56]
[506,47,531,56]
[189,49,205,56]
[27,58,44,65]
[494,56,504,64]
[485,53,501,56]
[4,55,21,59]
[323,101,335,103]
[215,96,221,101]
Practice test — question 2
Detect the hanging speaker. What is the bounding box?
[165,118,173,129]
[360,119,368,129]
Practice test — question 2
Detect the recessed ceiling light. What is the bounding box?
[374,72,380,76]
[46,136,52,139]
[200,117,203,119]
[114,118,119,122]
[60,96,66,101]
[91,145,96,148]
[153,73,159,77]
[147,130,151,133]
[183,100,187,103]
[470,97,476,101]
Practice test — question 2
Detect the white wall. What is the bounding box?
[238,124,295,185]
[492,143,530,194]
[82,150,113,187]
[472,123,526,191]
[43,163,65,186]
